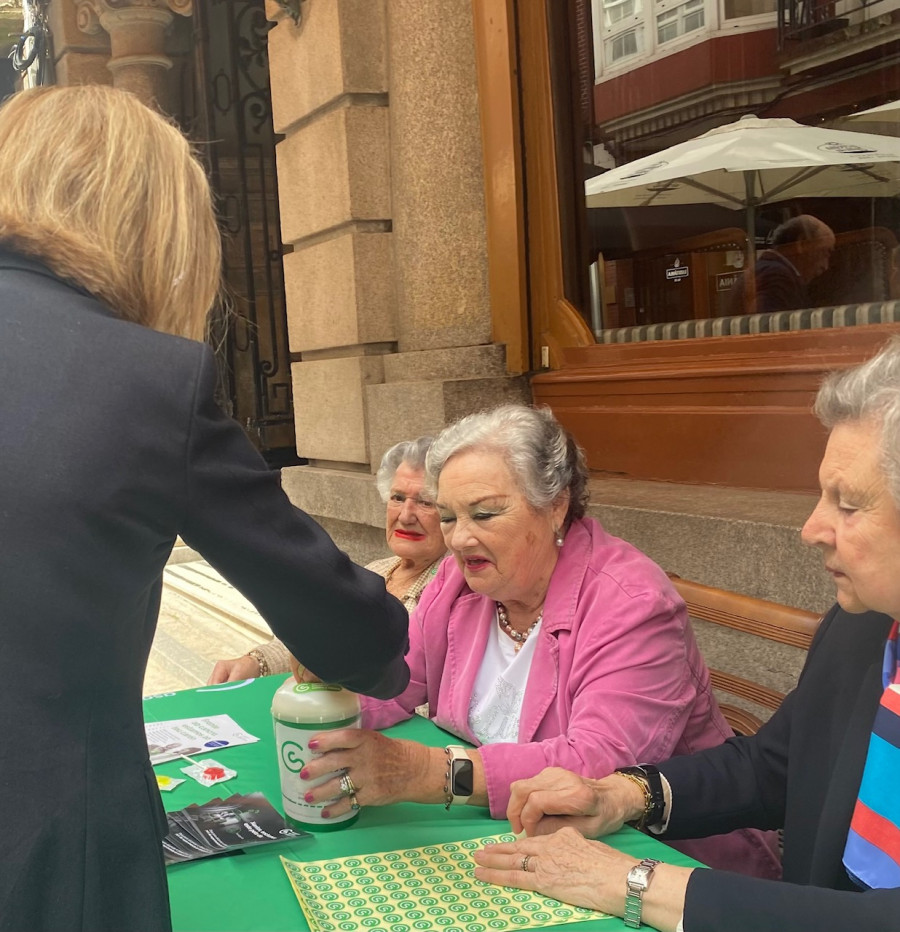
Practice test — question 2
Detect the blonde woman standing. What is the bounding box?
[0,86,408,932]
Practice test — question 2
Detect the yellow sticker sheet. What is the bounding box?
[280,832,610,931]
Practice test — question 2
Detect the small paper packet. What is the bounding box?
[156,774,186,792]
[180,758,237,787]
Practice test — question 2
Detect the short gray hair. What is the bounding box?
[815,336,900,502]
[374,436,435,501]
[425,404,589,528]
[771,214,831,247]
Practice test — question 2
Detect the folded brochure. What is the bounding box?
[164,791,308,864]
[146,714,258,765]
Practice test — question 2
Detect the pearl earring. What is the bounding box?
[555,528,564,548]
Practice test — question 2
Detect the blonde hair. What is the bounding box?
[0,85,221,341]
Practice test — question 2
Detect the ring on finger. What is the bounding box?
[339,774,357,797]
[520,855,532,873]
[349,793,360,811]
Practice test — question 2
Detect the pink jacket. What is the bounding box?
[360,517,781,878]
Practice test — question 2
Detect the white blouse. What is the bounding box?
[467,613,541,745]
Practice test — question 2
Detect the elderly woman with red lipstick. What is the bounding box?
[208,436,446,683]
[299,404,780,879]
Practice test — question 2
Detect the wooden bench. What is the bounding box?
[669,576,823,736]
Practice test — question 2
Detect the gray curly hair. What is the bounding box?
[815,336,900,503]
[374,436,435,502]
[424,404,589,529]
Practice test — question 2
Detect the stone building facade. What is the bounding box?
[36,0,843,614]
[48,0,530,566]
[265,0,529,562]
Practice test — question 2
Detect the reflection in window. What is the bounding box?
[586,0,900,338]
[606,26,644,62]
[603,0,642,27]
[657,0,705,44]
[722,0,776,18]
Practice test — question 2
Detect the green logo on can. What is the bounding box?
[281,740,306,772]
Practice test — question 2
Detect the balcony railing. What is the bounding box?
[778,0,883,49]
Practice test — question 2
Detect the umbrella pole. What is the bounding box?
[744,174,758,315]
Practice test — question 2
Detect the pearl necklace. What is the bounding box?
[496,601,542,652]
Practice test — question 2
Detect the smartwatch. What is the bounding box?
[445,745,474,807]
[623,857,661,928]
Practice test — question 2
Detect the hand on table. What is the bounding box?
[472,827,635,913]
[472,826,692,932]
[207,654,259,684]
[507,766,641,838]
[299,727,434,818]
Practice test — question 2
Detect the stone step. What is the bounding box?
[144,585,269,696]
[586,477,831,615]
[162,561,272,641]
[145,553,275,696]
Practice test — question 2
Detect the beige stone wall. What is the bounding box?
[49,1,192,112]
[48,1,111,87]
[268,0,529,556]
[386,0,491,353]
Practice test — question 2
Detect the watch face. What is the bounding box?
[451,758,474,796]
[627,866,651,891]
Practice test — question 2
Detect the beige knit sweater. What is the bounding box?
[250,555,441,675]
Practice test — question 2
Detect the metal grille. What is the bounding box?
[192,0,300,464]
[777,0,883,49]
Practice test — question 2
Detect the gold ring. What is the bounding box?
[350,793,360,811]
[339,773,357,797]
[520,855,531,872]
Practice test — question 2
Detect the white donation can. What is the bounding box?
[271,680,361,831]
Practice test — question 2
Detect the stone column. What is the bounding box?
[75,0,191,107]
[269,0,528,562]
[362,0,529,465]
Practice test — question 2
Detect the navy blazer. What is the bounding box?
[660,604,898,930]
[0,249,409,931]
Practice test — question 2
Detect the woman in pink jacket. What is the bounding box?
[302,404,780,878]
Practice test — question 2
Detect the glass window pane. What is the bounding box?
[684,9,705,31]
[604,0,642,26]
[656,1,705,44]
[722,0,776,18]
[657,21,678,42]
[606,27,643,62]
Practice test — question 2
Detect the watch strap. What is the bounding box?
[623,857,661,928]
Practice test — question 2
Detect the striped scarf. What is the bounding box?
[843,621,900,889]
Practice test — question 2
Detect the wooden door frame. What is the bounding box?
[471,0,594,375]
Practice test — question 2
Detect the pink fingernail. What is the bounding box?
[304,792,315,803]
[321,809,331,819]
[308,740,320,750]
[300,769,310,780]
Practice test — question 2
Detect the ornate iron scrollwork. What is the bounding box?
[10,0,55,87]
[194,0,299,463]
[273,0,302,26]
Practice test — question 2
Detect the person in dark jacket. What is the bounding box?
[0,85,409,932]
[732,214,835,314]
[472,338,900,932]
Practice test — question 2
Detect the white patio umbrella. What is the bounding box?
[842,100,900,126]
[586,114,900,270]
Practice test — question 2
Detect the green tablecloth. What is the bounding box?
[145,677,702,932]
